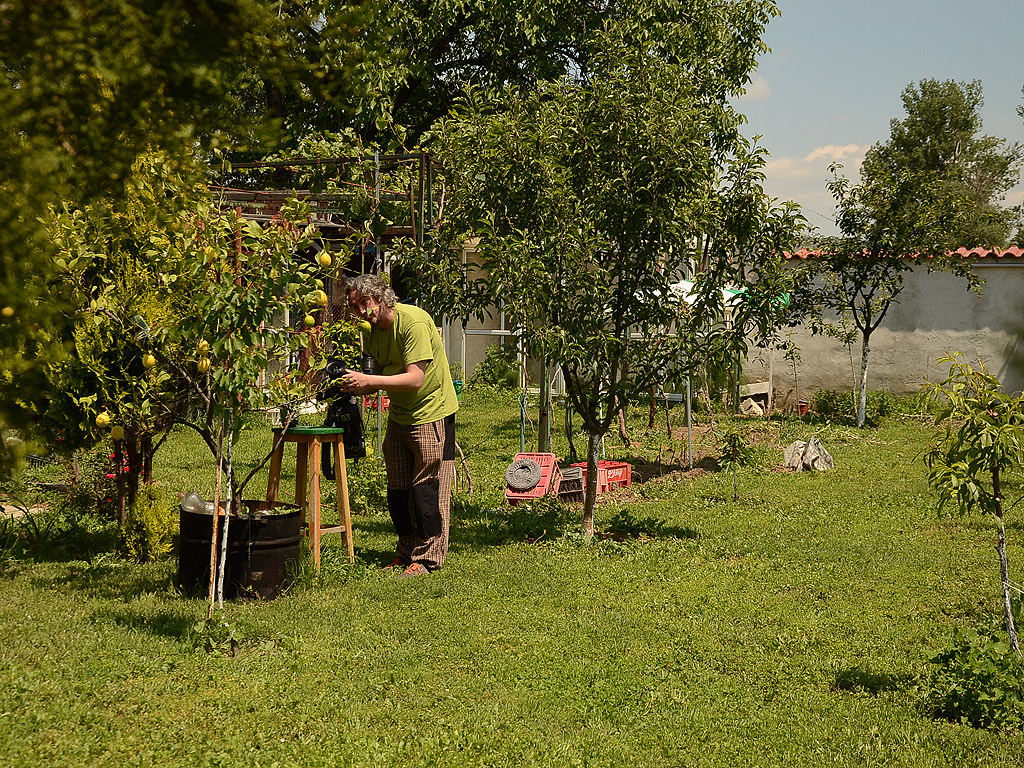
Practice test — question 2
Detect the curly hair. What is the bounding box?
[343,273,397,308]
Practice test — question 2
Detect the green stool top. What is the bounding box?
[276,425,346,435]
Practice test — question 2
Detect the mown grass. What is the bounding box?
[1,388,1022,767]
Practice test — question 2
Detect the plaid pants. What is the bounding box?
[383,414,455,570]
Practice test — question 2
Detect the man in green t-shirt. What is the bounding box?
[338,274,458,578]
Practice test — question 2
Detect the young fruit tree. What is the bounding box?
[924,354,1024,658]
[795,79,1022,428]
[24,153,335,596]
[404,0,803,535]
[719,430,755,503]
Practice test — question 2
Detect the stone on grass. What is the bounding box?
[783,436,835,472]
[740,398,765,417]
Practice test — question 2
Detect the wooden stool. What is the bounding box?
[266,426,353,571]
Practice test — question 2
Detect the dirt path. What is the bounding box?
[1,501,46,519]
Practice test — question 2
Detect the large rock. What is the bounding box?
[740,397,765,417]
[783,436,835,472]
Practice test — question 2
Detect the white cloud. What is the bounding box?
[804,144,865,163]
[739,76,771,101]
[764,145,868,182]
[764,156,816,181]
[759,145,868,235]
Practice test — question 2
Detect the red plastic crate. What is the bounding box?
[363,394,390,410]
[571,460,632,493]
[505,452,562,506]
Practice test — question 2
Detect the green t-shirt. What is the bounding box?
[365,303,459,426]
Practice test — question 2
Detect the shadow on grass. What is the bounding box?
[602,509,699,541]
[31,559,174,601]
[0,510,120,565]
[353,545,405,569]
[447,497,700,548]
[90,605,195,641]
[449,497,580,547]
[832,665,913,696]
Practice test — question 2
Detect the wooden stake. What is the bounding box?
[207,419,223,619]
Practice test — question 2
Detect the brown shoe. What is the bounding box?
[382,557,405,571]
[396,563,430,579]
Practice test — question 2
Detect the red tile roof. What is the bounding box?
[784,247,1024,260]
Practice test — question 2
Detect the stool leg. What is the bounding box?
[266,440,283,502]
[333,439,354,563]
[308,438,322,574]
[295,441,308,517]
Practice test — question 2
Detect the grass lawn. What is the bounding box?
[1,388,1022,766]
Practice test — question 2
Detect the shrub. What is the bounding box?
[470,343,520,390]
[345,456,388,517]
[120,483,176,562]
[813,389,894,425]
[920,626,1024,732]
[61,446,120,520]
[892,390,935,417]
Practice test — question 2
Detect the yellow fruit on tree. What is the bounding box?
[1,306,13,318]
[197,339,210,354]
[197,357,212,373]
[110,425,125,441]
[303,314,316,328]
[357,320,371,332]
[142,353,157,369]
[95,412,111,428]
[313,289,328,306]
[318,253,332,268]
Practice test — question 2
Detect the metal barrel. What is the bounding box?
[177,500,301,600]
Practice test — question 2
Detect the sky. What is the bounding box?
[737,0,1024,236]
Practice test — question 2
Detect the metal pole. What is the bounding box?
[538,359,551,453]
[374,151,384,458]
[686,376,693,469]
[417,153,426,247]
[519,392,527,454]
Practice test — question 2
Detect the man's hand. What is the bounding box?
[338,369,372,393]
[338,361,427,395]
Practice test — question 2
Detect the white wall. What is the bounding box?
[753,260,1024,398]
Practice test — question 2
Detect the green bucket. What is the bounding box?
[454,380,463,401]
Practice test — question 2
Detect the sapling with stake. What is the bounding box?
[719,429,755,502]
[924,353,1024,657]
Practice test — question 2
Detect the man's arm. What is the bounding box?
[339,360,427,395]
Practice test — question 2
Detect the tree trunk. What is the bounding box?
[992,463,1021,657]
[617,401,629,445]
[582,432,600,538]
[113,439,127,528]
[857,331,871,427]
[141,434,153,485]
[125,434,140,512]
